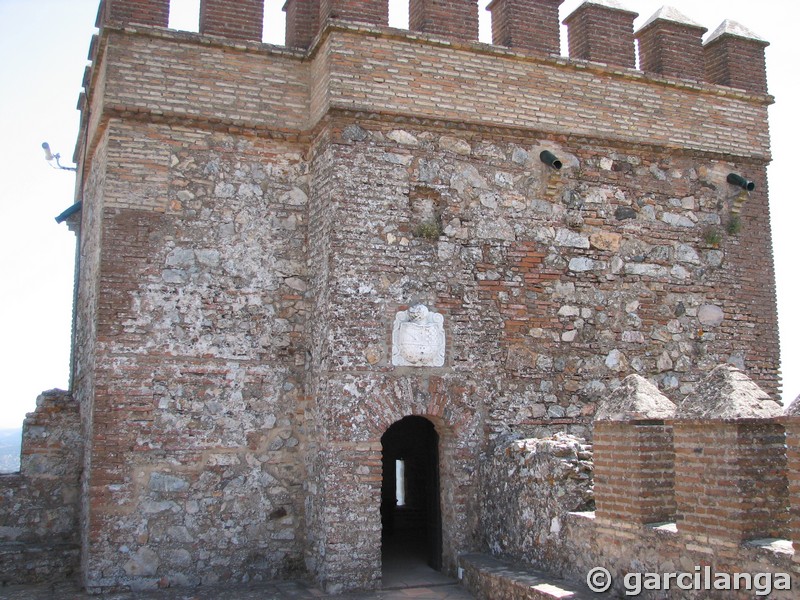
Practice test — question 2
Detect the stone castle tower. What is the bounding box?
[6,0,797,595]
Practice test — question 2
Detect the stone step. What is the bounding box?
[459,553,608,600]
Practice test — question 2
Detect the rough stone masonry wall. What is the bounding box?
[0,390,82,584]
[480,434,593,575]
[79,119,310,592]
[316,116,777,435]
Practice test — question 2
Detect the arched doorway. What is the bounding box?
[380,416,442,574]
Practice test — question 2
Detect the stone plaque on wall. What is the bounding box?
[392,304,445,367]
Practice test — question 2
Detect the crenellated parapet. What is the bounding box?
[593,366,792,548]
[93,1,771,97]
[77,3,776,176]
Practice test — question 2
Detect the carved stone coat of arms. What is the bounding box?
[392,304,445,367]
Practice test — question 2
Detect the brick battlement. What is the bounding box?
[594,368,791,544]
[78,2,773,179]
[95,1,770,95]
[585,369,797,595]
[76,18,772,175]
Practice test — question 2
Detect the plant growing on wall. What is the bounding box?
[703,226,723,248]
[414,220,442,241]
[726,214,742,235]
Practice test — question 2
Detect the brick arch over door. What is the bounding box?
[363,375,480,441]
[362,376,484,576]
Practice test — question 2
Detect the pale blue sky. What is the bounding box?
[0,0,797,429]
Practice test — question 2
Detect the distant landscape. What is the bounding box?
[0,428,22,473]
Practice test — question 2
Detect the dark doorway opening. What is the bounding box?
[380,416,442,576]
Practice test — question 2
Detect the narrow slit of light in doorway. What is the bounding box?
[395,459,406,507]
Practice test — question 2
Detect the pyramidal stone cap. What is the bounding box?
[786,394,800,416]
[705,19,769,45]
[595,374,677,421]
[574,0,633,10]
[677,364,783,419]
[578,0,636,12]
[564,0,638,21]
[637,5,707,33]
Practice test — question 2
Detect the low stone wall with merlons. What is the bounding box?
[481,367,799,599]
[0,390,82,585]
